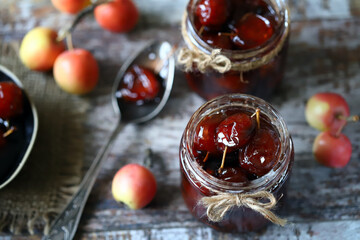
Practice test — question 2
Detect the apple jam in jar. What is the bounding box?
[179,94,294,232]
[178,0,290,100]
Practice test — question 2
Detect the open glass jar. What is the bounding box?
[178,0,290,100]
[179,94,294,232]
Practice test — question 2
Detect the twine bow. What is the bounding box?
[178,48,231,73]
[200,191,287,226]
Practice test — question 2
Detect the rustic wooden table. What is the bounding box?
[1,0,360,239]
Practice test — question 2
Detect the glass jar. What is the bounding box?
[178,0,290,100]
[179,94,294,233]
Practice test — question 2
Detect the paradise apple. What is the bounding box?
[112,163,157,209]
[53,49,99,94]
[19,27,65,71]
[94,0,139,33]
[313,131,352,168]
[51,0,91,14]
[0,82,23,119]
[305,92,350,134]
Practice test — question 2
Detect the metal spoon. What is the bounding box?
[44,40,175,240]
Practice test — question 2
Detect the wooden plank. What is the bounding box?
[1,0,360,38]
[78,220,360,240]
[72,18,360,238]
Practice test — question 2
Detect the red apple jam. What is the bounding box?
[179,94,294,232]
[181,0,290,100]
[116,64,163,104]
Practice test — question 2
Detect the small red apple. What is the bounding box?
[0,82,23,119]
[19,27,65,71]
[51,0,91,14]
[53,49,99,94]
[94,0,139,33]
[313,131,352,168]
[112,163,157,210]
[305,92,350,134]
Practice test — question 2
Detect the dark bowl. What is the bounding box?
[0,65,38,189]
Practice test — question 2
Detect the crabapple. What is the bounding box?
[112,163,157,209]
[94,0,139,33]
[53,49,99,95]
[0,82,23,119]
[19,27,65,71]
[313,131,352,168]
[51,0,91,14]
[305,92,350,134]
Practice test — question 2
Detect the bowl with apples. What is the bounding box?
[0,65,38,189]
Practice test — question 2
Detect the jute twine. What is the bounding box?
[177,12,290,74]
[199,190,287,226]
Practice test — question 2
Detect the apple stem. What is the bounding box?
[251,108,261,129]
[218,146,228,173]
[335,122,347,138]
[239,71,248,83]
[3,126,15,138]
[217,32,236,37]
[336,114,359,122]
[198,25,205,36]
[66,33,74,51]
[347,115,359,122]
[203,151,210,163]
[56,0,111,42]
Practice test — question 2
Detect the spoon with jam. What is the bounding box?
[45,40,175,240]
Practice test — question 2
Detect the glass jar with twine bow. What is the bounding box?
[179,94,294,233]
[177,0,290,100]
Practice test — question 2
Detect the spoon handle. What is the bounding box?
[43,121,123,240]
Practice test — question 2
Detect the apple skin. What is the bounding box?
[94,0,139,33]
[53,49,99,94]
[19,27,65,71]
[313,131,352,168]
[51,0,91,14]
[305,92,350,134]
[112,163,157,210]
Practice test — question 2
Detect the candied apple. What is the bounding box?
[119,65,160,102]
[216,113,255,151]
[231,13,274,50]
[0,82,23,119]
[195,0,229,27]
[239,127,280,176]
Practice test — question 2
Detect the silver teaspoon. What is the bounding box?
[44,40,175,240]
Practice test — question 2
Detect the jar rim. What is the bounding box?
[185,0,290,60]
[181,94,293,193]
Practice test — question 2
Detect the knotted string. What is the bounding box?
[178,48,231,73]
[199,191,287,226]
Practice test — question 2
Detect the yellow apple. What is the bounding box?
[19,27,65,72]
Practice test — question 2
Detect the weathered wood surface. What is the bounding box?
[1,0,360,239]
